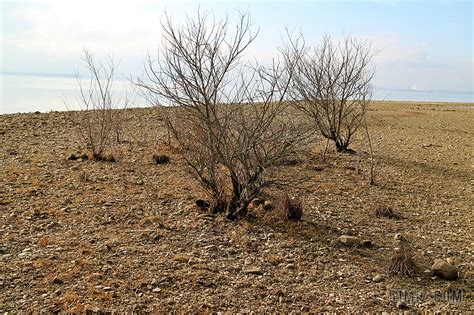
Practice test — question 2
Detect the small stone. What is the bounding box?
[394,233,405,241]
[446,257,455,265]
[70,165,80,171]
[372,274,384,283]
[52,277,63,285]
[188,257,204,265]
[338,235,361,246]
[286,263,296,269]
[263,200,274,211]
[432,259,458,280]
[250,198,264,207]
[243,266,264,275]
[152,287,161,293]
[103,286,112,291]
[244,257,253,265]
[79,153,89,160]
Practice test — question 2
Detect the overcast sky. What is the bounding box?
[1,0,473,94]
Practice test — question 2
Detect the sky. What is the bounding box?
[1,0,473,96]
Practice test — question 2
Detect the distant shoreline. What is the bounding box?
[1,100,473,116]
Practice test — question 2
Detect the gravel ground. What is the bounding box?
[1,101,472,312]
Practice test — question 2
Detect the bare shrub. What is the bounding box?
[363,115,377,185]
[136,11,308,220]
[67,50,115,160]
[67,50,132,160]
[277,194,303,221]
[285,35,374,153]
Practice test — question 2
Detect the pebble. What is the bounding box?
[103,286,112,291]
[244,257,253,265]
[372,274,384,283]
[0,246,7,254]
[338,235,361,246]
[432,259,458,280]
[242,266,264,275]
[152,287,161,293]
[52,277,63,284]
[263,200,274,211]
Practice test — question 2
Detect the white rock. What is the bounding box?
[432,259,458,280]
[338,235,361,246]
[372,274,384,283]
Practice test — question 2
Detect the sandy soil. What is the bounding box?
[1,101,473,312]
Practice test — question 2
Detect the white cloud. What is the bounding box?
[3,0,163,57]
[363,33,473,93]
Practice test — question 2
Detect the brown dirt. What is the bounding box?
[1,101,473,312]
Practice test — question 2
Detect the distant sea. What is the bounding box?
[1,74,473,114]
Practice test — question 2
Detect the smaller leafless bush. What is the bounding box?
[277,194,303,221]
[284,34,374,153]
[66,49,132,161]
[153,154,170,165]
[374,204,399,219]
[386,248,419,277]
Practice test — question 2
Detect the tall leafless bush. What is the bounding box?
[286,35,374,153]
[136,11,308,220]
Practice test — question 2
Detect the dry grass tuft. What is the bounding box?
[38,235,51,247]
[153,154,170,164]
[210,192,228,214]
[78,171,91,182]
[277,194,303,221]
[373,204,399,219]
[386,248,419,277]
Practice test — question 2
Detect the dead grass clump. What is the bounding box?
[38,235,51,247]
[94,154,116,162]
[172,254,190,264]
[374,204,399,219]
[153,154,170,164]
[195,199,210,210]
[277,194,303,221]
[386,248,419,277]
[210,192,228,214]
[78,171,91,182]
[267,255,284,266]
